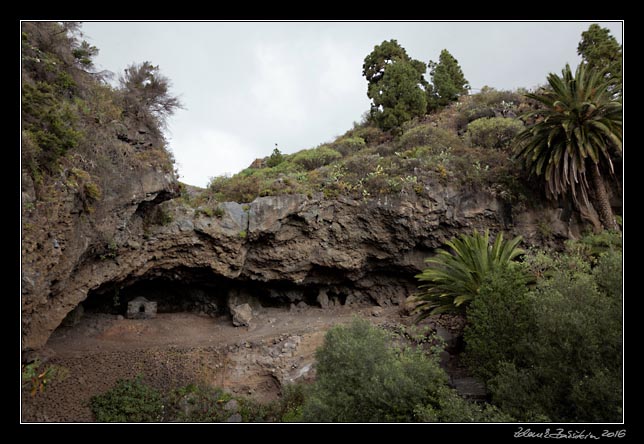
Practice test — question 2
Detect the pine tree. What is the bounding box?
[362,40,428,132]
[428,49,470,108]
[577,24,622,98]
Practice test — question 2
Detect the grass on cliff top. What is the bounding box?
[196,87,537,207]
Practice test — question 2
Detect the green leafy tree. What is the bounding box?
[428,49,470,108]
[362,39,411,84]
[514,63,622,231]
[411,230,523,319]
[363,40,428,132]
[578,24,622,97]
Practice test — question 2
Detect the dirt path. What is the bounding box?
[22,304,405,422]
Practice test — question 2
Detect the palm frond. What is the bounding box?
[410,230,524,320]
[513,63,622,209]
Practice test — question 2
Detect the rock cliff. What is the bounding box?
[21,171,584,352]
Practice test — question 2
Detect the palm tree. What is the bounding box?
[514,63,622,231]
[410,230,523,321]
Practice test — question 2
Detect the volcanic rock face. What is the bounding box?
[21,175,583,352]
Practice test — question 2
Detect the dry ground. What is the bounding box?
[21,304,406,422]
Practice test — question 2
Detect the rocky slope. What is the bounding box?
[21,170,584,352]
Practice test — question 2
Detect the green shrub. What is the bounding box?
[292,146,342,170]
[565,229,622,264]
[22,359,68,396]
[83,181,102,201]
[90,377,164,422]
[209,173,261,203]
[301,318,485,422]
[22,81,84,175]
[165,384,234,422]
[488,266,622,421]
[398,124,462,152]
[466,117,524,150]
[413,393,515,422]
[332,136,366,156]
[197,206,214,217]
[593,249,622,299]
[351,125,385,144]
[266,147,284,167]
[276,383,306,422]
[158,208,173,225]
[464,267,534,382]
[161,382,306,423]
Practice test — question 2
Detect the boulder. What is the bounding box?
[231,303,253,327]
[224,399,239,413]
[317,289,329,309]
[226,413,242,422]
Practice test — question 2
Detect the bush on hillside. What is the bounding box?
[465,117,524,150]
[464,236,623,422]
[292,146,342,171]
[332,137,366,156]
[90,377,164,422]
[301,318,501,422]
[463,266,534,382]
[398,124,462,152]
[351,125,386,145]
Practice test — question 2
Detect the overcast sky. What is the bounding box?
[80,21,623,188]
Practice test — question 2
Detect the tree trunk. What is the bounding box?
[578,201,603,234]
[589,163,619,231]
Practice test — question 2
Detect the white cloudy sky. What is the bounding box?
[80,21,622,188]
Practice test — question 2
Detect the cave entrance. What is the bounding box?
[79,267,325,320]
[82,278,229,318]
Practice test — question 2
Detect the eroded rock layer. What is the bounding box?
[22,169,584,352]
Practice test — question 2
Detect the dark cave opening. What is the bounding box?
[79,267,337,319]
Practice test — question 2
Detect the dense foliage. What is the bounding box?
[363,40,429,132]
[90,378,305,423]
[301,318,507,422]
[465,117,524,150]
[90,377,165,422]
[464,231,622,422]
[411,230,524,318]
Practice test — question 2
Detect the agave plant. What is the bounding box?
[411,230,524,320]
